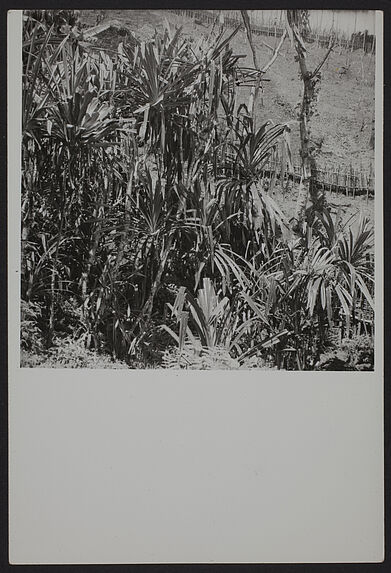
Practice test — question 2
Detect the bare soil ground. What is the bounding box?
[79,9,376,224]
[271,184,374,225]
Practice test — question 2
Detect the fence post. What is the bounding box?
[345,165,349,197]
[350,165,356,198]
[340,167,343,195]
[338,33,343,55]
[352,11,357,53]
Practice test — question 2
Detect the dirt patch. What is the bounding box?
[228,28,375,172]
[270,182,374,226]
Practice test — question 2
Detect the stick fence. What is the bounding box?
[255,158,375,198]
[168,9,376,54]
[214,147,375,198]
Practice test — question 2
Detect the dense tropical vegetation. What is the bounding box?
[21,10,375,370]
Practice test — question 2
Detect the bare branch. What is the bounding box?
[312,42,335,77]
[240,10,262,124]
[240,10,260,69]
[241,11,288,124]
[261,39,275,53]
[261,29,287,73]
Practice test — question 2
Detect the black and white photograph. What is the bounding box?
[20,9,377,371]
[7,7,385,565]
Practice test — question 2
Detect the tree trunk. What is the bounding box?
[114,160,137,276]
[140,235,173,323]
[287,10,333,231]
[48,199,65,344]
[129,232,175,341]
[292,69,314,229]
[241,10,261,125]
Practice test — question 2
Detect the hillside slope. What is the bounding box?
[79,9,375,172]
[78,10,375,222]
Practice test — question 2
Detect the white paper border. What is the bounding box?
[8,9,384,564]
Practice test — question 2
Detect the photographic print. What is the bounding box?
[8,8,384,565]
[21,9,376,371]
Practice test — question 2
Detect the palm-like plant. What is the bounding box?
[303,214,374,321]
[249,211,375,368]
[22,22,125,338]
[21,11,375,369]
[115,24,242,184]
[163,278,250,356]
[163,277,290,367]
[228,120,292,182]
[216,120,292,259]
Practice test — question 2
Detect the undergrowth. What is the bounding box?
[21,338,129,369]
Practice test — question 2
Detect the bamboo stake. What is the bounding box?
[360,163,364,195]
[350,164,355,197]
[336,165,340,197]
[352,11,357,53]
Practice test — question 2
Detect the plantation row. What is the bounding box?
[21,11,375,370]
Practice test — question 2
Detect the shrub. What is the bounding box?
[21,337,129,369]
[240,354,278,370]
[20,300,44,353]
[161,346,240,370]
[315,334,374,371]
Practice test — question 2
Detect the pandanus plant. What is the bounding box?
[243,211,375,369]
[116,23,242,184]
[216,119,292,262]
[21,11,375,368]
[163,278,290,366]
[162,278,252,359]
[22,23,124,339]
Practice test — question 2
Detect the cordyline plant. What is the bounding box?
[22,22,124,342]
[21,10,374,369]
[162,278,289,366]
[242,211,374,369]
